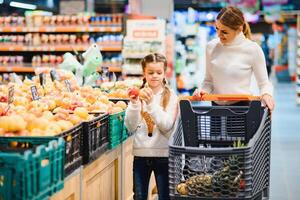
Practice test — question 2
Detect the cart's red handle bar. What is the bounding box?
[179,94,260,101]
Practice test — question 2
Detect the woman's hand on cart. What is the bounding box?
[193,89,207,100]
[261,93,275,111]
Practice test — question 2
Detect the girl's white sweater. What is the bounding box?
[124,89,178,157]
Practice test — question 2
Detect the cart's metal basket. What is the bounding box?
[168,100,271,200]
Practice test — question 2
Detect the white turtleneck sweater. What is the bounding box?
[201,32,273,100]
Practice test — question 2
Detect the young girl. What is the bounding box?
[194,6,275,110]
[124,53,178,200]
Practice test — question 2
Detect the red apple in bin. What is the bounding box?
[0,96,8,103]
[128,88,140,99]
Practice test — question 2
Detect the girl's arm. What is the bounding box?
[146,92,178,134]
[124,101,142,133]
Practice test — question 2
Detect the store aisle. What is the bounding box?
[270,82,300,200]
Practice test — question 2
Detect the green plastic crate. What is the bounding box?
[121,126,128,142]
[0,137,65,200]
[108,111,125,149]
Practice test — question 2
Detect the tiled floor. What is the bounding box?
[270,82,300,200]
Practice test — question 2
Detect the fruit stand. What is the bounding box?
[0,69,148,199]
[49,136,157,200]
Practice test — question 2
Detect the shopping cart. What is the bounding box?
[169,95,271,200]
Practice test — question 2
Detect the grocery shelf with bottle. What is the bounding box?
[0,12,124,75]
[122,18,166,76]
[173,9,217,95]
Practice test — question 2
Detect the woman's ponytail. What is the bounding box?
[243,21,252,40]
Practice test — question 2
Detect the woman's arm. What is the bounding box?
[252,43,275,110]
[200,45,214,93]
[252,43,274,96]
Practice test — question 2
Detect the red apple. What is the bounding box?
[69,101,84,111]
[128,88,139,98]
[0,96,8,103]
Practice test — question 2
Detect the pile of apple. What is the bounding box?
[100,79,143,99]
[0,72,127,137]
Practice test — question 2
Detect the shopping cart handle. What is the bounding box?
[179,94,260,101]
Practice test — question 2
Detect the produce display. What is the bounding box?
[100,79,142,99]
[0,71,127,137]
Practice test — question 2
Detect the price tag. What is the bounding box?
[64,80,72,92]
[31,86,40,101]
[50,69,60,81]
[45,27,53,32]
[111,27,117,32]
[76,27,85,32]
[39,73,46,86]
[8,85,14,104]
[6,67,12,72]
[88,27,94,32]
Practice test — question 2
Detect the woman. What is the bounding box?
[195,6,275,110]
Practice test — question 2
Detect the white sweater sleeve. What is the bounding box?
[146,92,178,134]
[124,101,142,133]
[252,43,274,96]
[201,44,213,93]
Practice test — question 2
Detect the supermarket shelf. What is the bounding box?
[0,26,122,33]
[124,73,143,76]
[0,65,122,73]
[0,45,122,52]
[122,54,147,59]
[0,66,35,73]
[97,66,122,73]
